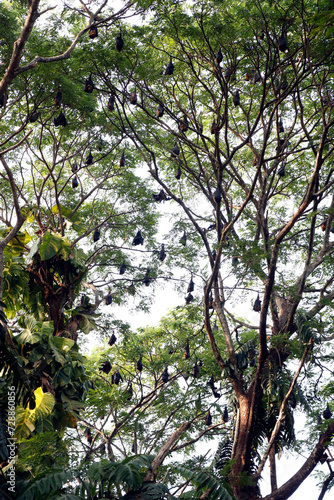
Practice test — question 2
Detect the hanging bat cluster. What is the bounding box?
[171,143,180,159]
[143,269,152,286]
[108,332,117,345]
[115,32,124,51]
[85,151,93,165]
[152,190,170,202]
[125,383,133,399]
[278,32,288,52]
[93,228,100,242]
[179,115,189,133]
[120,260,127,274]
[51,26,292,320]
[84,75,95,93]
[205,410,212,426]
[175,165,182,180]
[185,293,193,305]
[120,149,125,166]
[323,404,332,420]
[277,160,286,177]
[29,111,40,123]
[222,406,228,423]
[253,294,261,312]
[213,186,222,204]
[130,89,137,105]
[161,367,169,383]
[105,291,112,305]
[54,111,67,127]
[54,89,62,107]
[216,47,223,64]
[89,25,98,39]
[207,376,221,398]
[99,361,112,374]
[180,231,187,246]
[158,244,166,261]
[72,175,79,188]
[112,368,123,385]
[108,95,115,111]
[233,90,240,107]
[210,119,218,134]
[132,230,144,245]
[192,361,199,378]
[184,340,190,359]
[156,103,164,117]
[136,354,143,372]
[165,57,174,75]
[84,427,92,443]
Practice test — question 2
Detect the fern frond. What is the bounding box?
[16,471,74,500]
[177,466,235,500]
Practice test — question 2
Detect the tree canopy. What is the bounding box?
[1,1,334,499]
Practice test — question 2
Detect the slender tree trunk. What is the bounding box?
[269,446,277,492]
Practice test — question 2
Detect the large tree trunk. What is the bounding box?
[229,394,261,500]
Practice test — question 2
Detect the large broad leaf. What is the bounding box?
[26,239,41,264]
[39,232,71,261]
[40,321,55,336]
[49,335,75,364]
[52,337,75,352]
[71,247,87,268]
[16,471,74,500]
[6,230,32,256]
[51,204,86,234]
[21,205,37,223]
[15,315,41,344]
[15,388,55,439]
[15,407,36,439]
[16,318,54,344]
[51,204,80,221]
[177,466,235,500]
[78,313,97,334]
[295,311,316,344]
[88,455,155,490]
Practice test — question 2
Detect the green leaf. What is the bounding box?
[6,230,32,256]
[177,466,235,500]
[25,239,41,265]
[39,232,71,261]
[16,471,74,500]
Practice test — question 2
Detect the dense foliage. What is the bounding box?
[1,1,334,499]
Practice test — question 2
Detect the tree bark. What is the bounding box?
[144,422,191,481]
[269,446,277,492]
[263,420,334,500]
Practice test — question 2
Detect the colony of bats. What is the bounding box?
[67,27,290,437]
[10,23,331,450]
[22,26,291,310]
